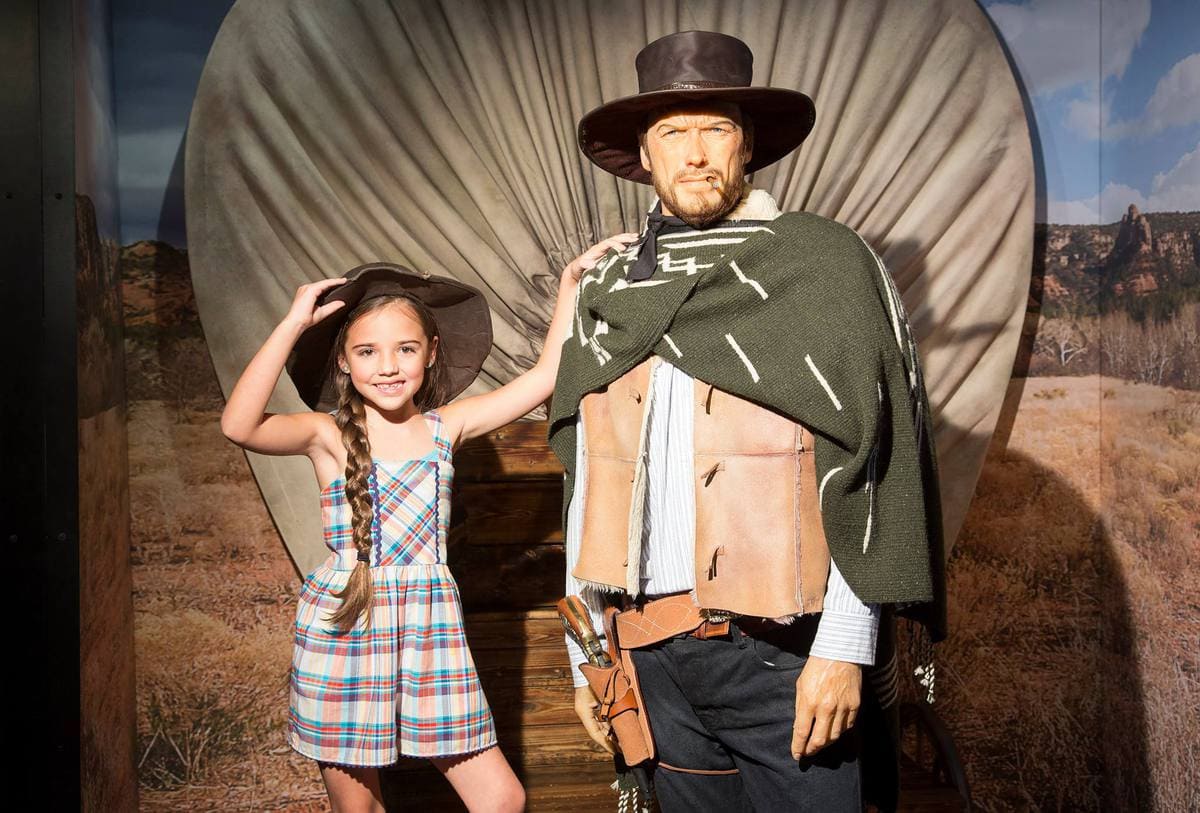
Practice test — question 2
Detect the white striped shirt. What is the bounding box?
[564,358,879,687]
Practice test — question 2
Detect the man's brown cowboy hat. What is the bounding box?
[287,263,492,412]
[578,30,816,184]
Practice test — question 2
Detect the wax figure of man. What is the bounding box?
[550,31,946,812]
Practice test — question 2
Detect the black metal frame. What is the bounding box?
[1,0,80,806]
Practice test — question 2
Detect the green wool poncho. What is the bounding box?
[549,212,946,639]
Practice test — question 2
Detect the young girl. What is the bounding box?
[220,236,635,813]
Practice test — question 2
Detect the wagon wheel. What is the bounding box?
[900,700,972,810]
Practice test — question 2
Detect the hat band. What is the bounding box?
[647,80,745,92]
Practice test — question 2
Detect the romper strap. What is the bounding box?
[423,410,453,461]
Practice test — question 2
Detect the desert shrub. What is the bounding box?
[1151,397,1200,440]
[139,687,250,789]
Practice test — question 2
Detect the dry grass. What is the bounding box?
[137,610,280,788]
[938,376,1199,811]
[129,394,327,809]
[1099,383,1200,813]
[123,242,333,810]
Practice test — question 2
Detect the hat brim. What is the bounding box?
[578,87,815,184]
[287,264,493,412]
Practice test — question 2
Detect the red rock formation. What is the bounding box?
[1039,207,1199,312]
[1112,204,1153,260]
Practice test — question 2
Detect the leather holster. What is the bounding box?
[578,606,655,765]
[578,594,730,766]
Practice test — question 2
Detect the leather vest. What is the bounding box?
[572,357,831,619]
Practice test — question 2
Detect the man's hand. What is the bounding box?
[791,655,862,760]
[574,685,617,755]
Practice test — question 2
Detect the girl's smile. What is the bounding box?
[340,303,437,415]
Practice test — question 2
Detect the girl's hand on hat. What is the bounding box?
[285,278,349,331]
[564,233,639,282]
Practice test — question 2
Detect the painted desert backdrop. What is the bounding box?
[124,203,1199,810]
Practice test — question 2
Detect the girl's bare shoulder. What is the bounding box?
[431,401,468,450]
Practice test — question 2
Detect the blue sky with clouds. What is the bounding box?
[983,0,1200,223]
[112,0,234,245]
[112,0,1199,245]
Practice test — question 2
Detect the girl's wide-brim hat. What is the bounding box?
[578,30,816,185]
[287,263,493,412]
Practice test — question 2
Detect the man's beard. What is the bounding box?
[653,166,747,229]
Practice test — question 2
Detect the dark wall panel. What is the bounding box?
[75,0,137,808]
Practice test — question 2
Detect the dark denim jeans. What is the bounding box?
[629,617,861,812]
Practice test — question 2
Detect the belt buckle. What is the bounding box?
[693,609,732,640]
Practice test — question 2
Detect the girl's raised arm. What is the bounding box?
[440,234,637,446]
[220,277,348,457]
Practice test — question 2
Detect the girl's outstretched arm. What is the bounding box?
[441,233,637,446]
[220,277,347,456]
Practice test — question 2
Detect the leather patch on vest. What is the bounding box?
[573,361,653,588]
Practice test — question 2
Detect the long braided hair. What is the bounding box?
[324,294,452,628]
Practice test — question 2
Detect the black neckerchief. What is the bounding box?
[628,201,769,281]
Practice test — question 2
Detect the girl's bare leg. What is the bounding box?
[431,746,526,812]
[319,762,386,813]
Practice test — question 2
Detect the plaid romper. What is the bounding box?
[288,410,497,765]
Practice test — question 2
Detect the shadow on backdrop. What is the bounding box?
[943,440,1149,809]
